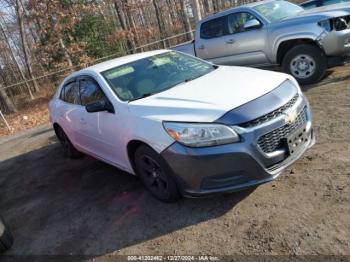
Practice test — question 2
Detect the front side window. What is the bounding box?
[200,16,226,39]
[253,1,304,22]
[227,12,259,34]
[62,81,81,105]
[102,51,216,101]
[79,79,105,106]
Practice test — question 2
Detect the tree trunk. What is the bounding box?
[152,0,170,48]
[179,0,193,40]
[0,84,17,113]
[166,0,177,27]
[16,0,40,93]
[114,0,128,30]
[19,0,39,45]
[0,20,34,100]
[114,0,136,52]
[212,0,219,12]
[202,0,211,15]
[125,4,141,51]
[191,0,202,22]
[59,38,73,67]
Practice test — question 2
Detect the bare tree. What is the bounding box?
[191,0,202,22]
[15,0,39,92]
[152,0,170,47]
[124,2,141,51]
[179,0,193,40]
[0,20,34,99]
[0,84,17,113]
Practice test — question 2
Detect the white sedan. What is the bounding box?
[49,50,315,202]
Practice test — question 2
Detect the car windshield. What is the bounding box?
[253,1,304,22]
[102,51,216,101]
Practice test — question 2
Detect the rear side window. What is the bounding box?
[61,81,81,105]
[79,79,105,106]
[200,16,226,39]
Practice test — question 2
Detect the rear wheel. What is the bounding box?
[55,126,83,159]
[282,44,327,85]
[134,145,181,202]
[0,217,13,253]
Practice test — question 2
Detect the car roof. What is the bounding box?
[200,0,278,22]
[79,49,169,74]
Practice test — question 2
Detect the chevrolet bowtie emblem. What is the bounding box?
[284,110,298,125]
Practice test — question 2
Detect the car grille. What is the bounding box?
[240,93,299,128]
[257,107,308,154]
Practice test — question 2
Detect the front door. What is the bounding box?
[78,76,124,168]
[222,12,269,66]
[196,12,269,66]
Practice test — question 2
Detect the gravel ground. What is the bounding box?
[0,66,349,259]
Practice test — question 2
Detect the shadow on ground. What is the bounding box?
[302,68,350,91]
[0,138,253,256]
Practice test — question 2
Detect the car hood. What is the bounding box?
[281,3,350,23]
[128,66,295,122]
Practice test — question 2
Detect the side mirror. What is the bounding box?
[85,99,115,114]
[243,19,262,30]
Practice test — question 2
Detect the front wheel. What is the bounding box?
[282,44,327,85]
[134,145,181,202]
[0,217,13,253]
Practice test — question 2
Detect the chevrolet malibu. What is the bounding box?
[49,50,315,202]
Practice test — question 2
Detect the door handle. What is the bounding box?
[198,44,205,50]
[226,39,235,44]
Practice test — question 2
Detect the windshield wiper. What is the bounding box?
[128,92,155,102]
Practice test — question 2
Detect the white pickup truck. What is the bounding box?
[174,0,350,84]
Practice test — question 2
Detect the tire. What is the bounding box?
[55,126,83,159]
[134,145,181,202]
[0,217,14,253]
[282,44,327,85]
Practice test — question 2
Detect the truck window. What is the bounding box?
[200,16,226,39]
[227,12,259,34]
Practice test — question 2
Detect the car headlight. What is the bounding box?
[163,122,239,147]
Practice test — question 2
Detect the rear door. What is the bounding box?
[58,79,85,148]
[195,16,229,61]
[78,76,124,167]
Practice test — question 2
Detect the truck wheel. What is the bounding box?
[134,145,181,202]
[282,44,327,85]
[56,126,83,159]
[0,217,14,253]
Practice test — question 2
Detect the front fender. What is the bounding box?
[272,33,321,63]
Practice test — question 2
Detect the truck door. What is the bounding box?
[196,12,269,66]
[223,12,269,66]
[195,15,230,62]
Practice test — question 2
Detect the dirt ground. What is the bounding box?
[0,65,349,259]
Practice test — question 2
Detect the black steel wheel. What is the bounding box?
[55,126,83,159]
[134,145,181,202]
[0,216,13,253]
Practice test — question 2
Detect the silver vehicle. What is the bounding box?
[301,0,350,9]
[174,0,350,85]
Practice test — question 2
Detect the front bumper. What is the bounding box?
[161,95,315,197]
[321,28,350,56]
